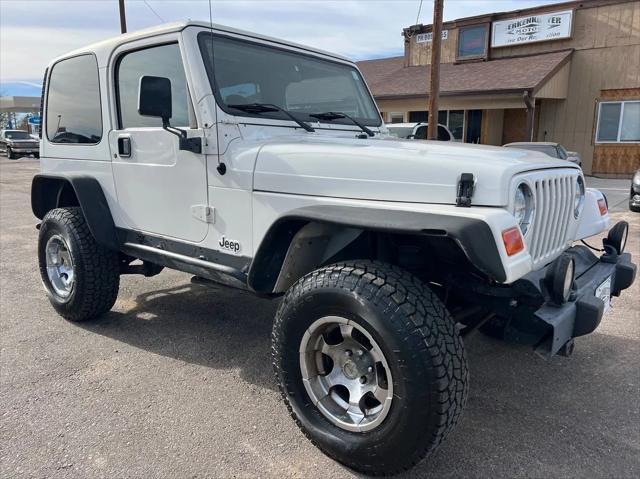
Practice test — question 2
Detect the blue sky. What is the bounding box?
[1,0,560,96]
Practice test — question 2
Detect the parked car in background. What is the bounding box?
[630,169,640,212]
[0,129,40,159]
[503,142,581,167]
[387,122,453,141]
[566,149,583,166]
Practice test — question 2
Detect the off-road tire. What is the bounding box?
[38,207,120,321]
[272,260,468,475]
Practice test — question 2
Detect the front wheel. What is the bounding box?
[7,147,15,159]
[272,261,468,475]
[38,207,120,321]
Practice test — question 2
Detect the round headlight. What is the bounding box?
[514,183,535,235]
[574,176,585,218]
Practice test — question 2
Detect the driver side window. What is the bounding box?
[116,43,190,129]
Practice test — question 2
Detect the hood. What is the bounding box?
[253,135,578,206]
[7,138,38,144]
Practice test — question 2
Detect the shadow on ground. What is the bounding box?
[79,282,279,391]
[77,281,639,478]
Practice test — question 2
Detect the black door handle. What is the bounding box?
[117,137,131,158]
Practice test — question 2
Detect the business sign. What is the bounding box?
[28,116,41,125]
[491,10,573,47]
[416,30,448,43]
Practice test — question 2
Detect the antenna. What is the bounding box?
[208,0,226,175]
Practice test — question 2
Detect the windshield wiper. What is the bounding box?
[309,111,374,137]
[227,103,315,132]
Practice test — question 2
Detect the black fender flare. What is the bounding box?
[248,204,507,292]
[31,174,119,251]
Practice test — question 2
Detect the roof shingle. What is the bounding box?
[357,50,572,99]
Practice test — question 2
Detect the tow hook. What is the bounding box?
[558,339,575,357]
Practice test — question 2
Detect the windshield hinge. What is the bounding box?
[456,173,475,207]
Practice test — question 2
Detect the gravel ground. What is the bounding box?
[1,157,639,478]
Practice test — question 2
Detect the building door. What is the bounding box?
[466,110,482,143]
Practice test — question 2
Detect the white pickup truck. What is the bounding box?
[31,21,636,475]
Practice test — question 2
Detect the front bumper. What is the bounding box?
[11,148,39,154]
[530,245,636,357]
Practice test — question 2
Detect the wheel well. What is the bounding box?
[31,177,79,219]
[248,219,479,294]
[31,175,119,251]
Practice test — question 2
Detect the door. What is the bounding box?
[466,109,483,144]
[110,40,209,243]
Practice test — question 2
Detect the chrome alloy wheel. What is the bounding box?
[299,316,393,432]
[45,234,75,298]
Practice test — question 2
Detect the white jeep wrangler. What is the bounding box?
[32,22,636,475]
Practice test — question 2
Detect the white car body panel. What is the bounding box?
[253,136,577,206]
[576,189,610,240]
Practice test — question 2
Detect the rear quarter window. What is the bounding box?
[46,54,102,144]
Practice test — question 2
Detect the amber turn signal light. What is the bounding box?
[597,198,608,216]
[502,227,525,256]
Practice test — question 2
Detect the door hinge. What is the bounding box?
[191,205,215,224]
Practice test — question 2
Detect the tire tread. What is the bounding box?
[39,207,119,321]
[272,260,468,475]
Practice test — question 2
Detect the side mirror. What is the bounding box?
[137,75,202,155]
[138,75,172,122]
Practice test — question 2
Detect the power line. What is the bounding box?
[143,0,165,23]
[415,0,424,25]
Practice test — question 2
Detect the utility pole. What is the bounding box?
[427,0,443,140]
[119,0,127,34]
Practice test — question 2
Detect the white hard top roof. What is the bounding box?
[51,20,351,67]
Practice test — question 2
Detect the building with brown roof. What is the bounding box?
[357,0,639,176]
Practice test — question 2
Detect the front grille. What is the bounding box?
[526,173,578,268]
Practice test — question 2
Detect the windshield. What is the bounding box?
[556,144,569,159]
[198,33,381,127]
[386,126,414,138]
[4,131,31,140]
[506,144,560,158]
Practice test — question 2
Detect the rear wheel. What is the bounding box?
[272,261,468,475]
[38,207,120,321]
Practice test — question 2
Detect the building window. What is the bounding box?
[596,101,640,143]
[389,112,404,123]
[409,111,428,122]
[116,43,190,129]
[457,24,488,61]
[437,110,465,142]
[448,110,465,142]
[46,54,102,144]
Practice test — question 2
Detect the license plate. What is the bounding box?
[595,276,612,315]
